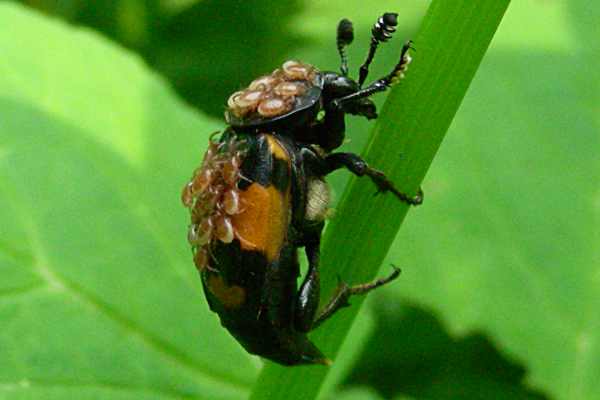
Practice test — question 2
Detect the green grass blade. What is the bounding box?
[249,1,511,399]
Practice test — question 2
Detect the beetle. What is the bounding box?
[182,13,422,365]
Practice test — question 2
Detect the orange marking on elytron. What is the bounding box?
[207,275,246,309]
[231,183,289,261]
[266,135,290,163]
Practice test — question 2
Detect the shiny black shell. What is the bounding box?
[224,61,324,133]
[184,131,328,365]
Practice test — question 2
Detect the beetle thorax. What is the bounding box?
[227,60,318,120]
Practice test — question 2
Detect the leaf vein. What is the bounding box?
[0,282,47,302]
[51,273,250,392]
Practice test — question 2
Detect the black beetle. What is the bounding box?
[182,13,422,366]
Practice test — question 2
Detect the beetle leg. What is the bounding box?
[324,152,423,205]
[294,236,322,332]
[311,266,400,331]
[332,40,413,109]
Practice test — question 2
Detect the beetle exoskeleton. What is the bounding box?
[182,13,423,366]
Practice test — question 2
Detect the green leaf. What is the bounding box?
[329,386,385,400]
[0,3,257,399]
[384,1,600,399]
[249,1,510,399]
[7,1,595,399]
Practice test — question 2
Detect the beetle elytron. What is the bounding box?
[182,13,422,365]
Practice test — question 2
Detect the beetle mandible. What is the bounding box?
[182,13,422,365]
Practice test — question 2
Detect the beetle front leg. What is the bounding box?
[324,152,423,205]
[311,267,400,331]
[294,240,321,332]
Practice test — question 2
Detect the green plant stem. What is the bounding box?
[249,1,511,399]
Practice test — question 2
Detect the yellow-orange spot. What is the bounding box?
[266,135,290,163]
[207,275,246,308]
[231,183,289,261]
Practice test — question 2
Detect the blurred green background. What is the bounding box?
[1,0,598,399]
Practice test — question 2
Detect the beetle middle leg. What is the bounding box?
[310,267,400,331]
[324,152,423,205]
[293,228,401,332]
[294,232,323,333]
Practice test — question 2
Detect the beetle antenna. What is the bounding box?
[372,40,413,88]
[330,41,413,111]
[358,12,398,87]
[336,18,354,76]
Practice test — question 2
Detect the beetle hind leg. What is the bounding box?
[310,266,400,331]
[294,238,322,333]
[324,152,423,205]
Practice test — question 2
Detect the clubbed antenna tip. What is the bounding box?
[383,12,398,27]
[337,18,354,45]
[358,12,400,87]
[336,18,354,76]
[374,13,398,42]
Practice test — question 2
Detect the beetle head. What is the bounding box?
[322,73,378,119]
[322,12,412,121]
[344,97,378,119]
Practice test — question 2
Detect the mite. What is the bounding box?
[182,13,422,365]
